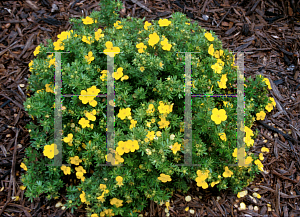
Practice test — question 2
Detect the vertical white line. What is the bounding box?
[184,52,192,165]
[107,53,116,166]
[236,52,247,167]
[47,52,64,166]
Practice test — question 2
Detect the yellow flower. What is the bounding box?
[244,136,254,147]
[158,19,171,26]
[95,29,104,41]
[159,61,164,68]
[269,97,276,106]
[158,173,172,182]
[210,180,220,187]
[196,170,210,188]
[121,75,129,81]
[82,16,94,25]
[20,162,27,171]
[33,45,41,56]
[28,60,34,72]
[158,102,173,114]
[136,42,147,53]
[79,118,90,128]
[158,117,170,129]
[148,32,160,47]
[263,78,272,89]
[87,86,100,95]
[80,191,86,203]
[254,159,264,171]
[211,63,223,74]
[89,100,97,107]
[219,133,227,141]
[265,103,273,112]
[103,41,120,57]
[79,90,94,105]
[223,166,233,178]
[140,66,145,72]
[43,143,59,159]
[146,121,151,128]
[63,133,73,143]
[116,176,123,187]
[117,108,131,120]
[171,142,181,154]
[259,153,264,161]
[116,141,130,156]
[126,140,139,152]
[261,147,269,153]
[110,198,123,208]
[144,21,152,30]
[219,50,224,56]
[48,58,55,68]
[20,186,26,190]
[70,156,82,165]
[196,170,209,181]
[85,110,96,121]
[244,126,254,137]
[211,108,227,125]
[53,39,64,50]
[112,67,124,80]
[130,119,137,129]
[185,22,190,25]
[156,131,162,137]
[45,84,54,93]
[196,180,208,189]
[84,51,95,64]
[61,165,71,175]
[205,32,214,41]
[161,38,172,51]
[217,74,228,89]
[146,131,155,141]
[114,21,123,29]
[75,166,86,175]
[57,31,72,41]
[245,156,253,165]
[217,58,225,66]
[146,104,155,114]
[256,111,266,120]
[232,148,247,158]
[208,44,214,56]
[82,36,93,44]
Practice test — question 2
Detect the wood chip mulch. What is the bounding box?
[1,0,300,216]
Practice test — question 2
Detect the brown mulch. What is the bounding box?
[1,0,300,216]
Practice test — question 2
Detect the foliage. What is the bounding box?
[22,0,275,216]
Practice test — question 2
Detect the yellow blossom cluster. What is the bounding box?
[53,30,74,51]
[45,83,54,93]
[195,169,210,189]
[114,21,123,29]
[79,86,100,108]
[115,140,139,156]
[158,173,171,183]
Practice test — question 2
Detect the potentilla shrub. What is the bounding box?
[21,0,275,216]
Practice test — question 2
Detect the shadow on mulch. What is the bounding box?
[1,0,300,216]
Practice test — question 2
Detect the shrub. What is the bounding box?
[22,0,275,216]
